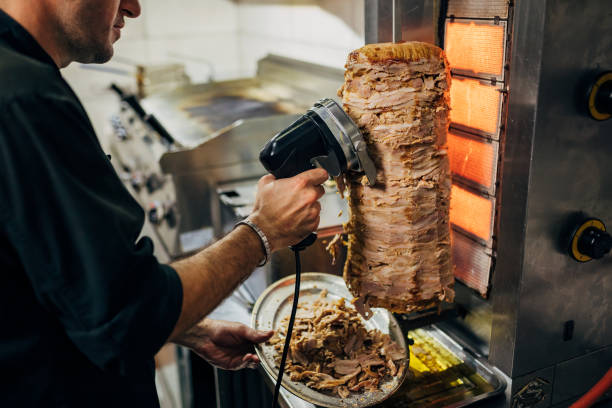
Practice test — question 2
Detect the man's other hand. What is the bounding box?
[250,168,328,251]
[173,319,273,370]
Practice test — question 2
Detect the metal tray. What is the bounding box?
[381,325,507,408]
[251,272,409,408]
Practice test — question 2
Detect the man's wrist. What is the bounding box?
[234,220,271,267]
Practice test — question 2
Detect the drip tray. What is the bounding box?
[381,325,505,408]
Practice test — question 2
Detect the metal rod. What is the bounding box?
[392,0,401,42]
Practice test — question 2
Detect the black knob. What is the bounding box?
[569,216,612,262]
[577,227,612,260]
[145,173,164,194]
[595,80,612,115]
[148,205,162,225]
[587,71,612,120]
[165,204,177,228]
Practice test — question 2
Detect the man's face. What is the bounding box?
[58,0,141,64]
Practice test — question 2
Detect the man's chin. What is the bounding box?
[76,46,114,64]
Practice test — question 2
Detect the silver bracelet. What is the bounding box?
[235,218,271,267]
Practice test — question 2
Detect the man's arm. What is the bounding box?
[168,169,328,341]
[168,225,261,340]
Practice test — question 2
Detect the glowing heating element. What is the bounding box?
[450,185,494,242]
[450,77,502,137]
[445,20,506,79]
[452,230,492,297]
[447,130,498,192]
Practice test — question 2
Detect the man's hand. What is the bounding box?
[173,319,273,370]
[249,168,328,252]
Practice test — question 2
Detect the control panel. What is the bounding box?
[108,85,182,259]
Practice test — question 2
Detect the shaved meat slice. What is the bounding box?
[356,354,385,368]
[268,291,406,398]
[349,378,379,392]
[381,342,405,361]
[328,359,360,375]
[325,233,344,265]
[343,334,357,355]
[339,41,455,316]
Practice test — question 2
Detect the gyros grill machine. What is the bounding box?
[364,0,611,407]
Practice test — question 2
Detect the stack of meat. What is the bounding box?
[338,41,454,316]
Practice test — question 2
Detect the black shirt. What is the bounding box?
[0,9,183,407]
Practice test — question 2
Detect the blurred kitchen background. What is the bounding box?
[63,0,363,151]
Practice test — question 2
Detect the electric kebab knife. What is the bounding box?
[259,98,377,249]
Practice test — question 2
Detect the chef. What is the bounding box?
[0,0,328,406]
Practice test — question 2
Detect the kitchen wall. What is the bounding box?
[235,0,364,74]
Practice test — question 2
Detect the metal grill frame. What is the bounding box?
[446,0,510,19]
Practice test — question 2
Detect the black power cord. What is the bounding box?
[271,248,301,408]
[271,233,316,408]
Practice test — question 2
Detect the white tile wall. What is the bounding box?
[142,0,239,36]
[112,0,241,81]
[236,0,365,75]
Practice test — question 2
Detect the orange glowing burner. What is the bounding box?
[450,185,494,242]
[447,130,498,192]
[450,77,502,137]
[445,20,506,79]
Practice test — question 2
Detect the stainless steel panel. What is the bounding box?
[255,55,345,101]
[441,286,493,355]
[141,78,281,148]
[365,0,437,45]
[552,346,612,405]
[159,115,299,178]
[447,0,509,19]
[171,172,213,235]
[397,0,436,44]
[365,0,394,44]
[511,0,612,376]
[488,0,548,376]
[509,366,554,408]
[141,55,344,148]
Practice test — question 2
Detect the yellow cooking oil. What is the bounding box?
[381,328,495,408]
